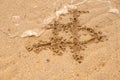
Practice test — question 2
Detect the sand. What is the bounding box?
[0,0,120,80]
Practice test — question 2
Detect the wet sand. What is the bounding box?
[0,0,120,80]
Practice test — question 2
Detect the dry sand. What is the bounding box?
[0,0,120,80]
